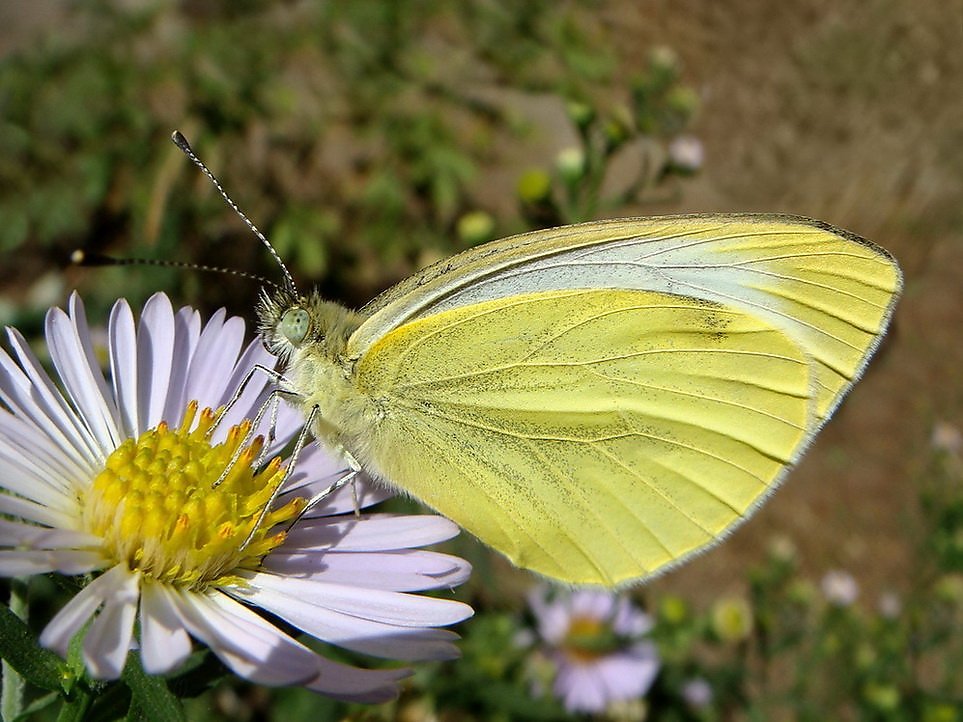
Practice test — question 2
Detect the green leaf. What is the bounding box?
[12,691,59,721]
[165,650,226,699]
[121,654,185,722]
[0,603,70,692]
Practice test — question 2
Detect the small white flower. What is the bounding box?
[931,421,962,455]
[667,135,704,173]
[877,591,902,620]
[821,570,859,607]
[527,586,659,714]
[0,293,472,702]
[682,677,713,710]
[555,146,587,183]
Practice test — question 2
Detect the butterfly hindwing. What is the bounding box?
[354,288,812,585]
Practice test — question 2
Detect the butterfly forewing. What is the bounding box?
[352,215,901,424]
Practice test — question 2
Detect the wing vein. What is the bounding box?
[517,437,650,579]
[403,402,782,481]
[394,347,807,392]
[580,366,808,430]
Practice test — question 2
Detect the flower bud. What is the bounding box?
[456,210,495,245]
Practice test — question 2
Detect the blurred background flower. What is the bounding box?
[525,586,659,714]
[710,596,754,643]
[821,570,860,607]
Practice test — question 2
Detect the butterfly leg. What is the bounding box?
[297,445,364,519]
[238,402,316,549]
[211,364,292,490]
[252,392,281,469]
[239,403,361,550]
[279,412,366,530]
[206,362,287,441]
[282,460,362,533]
[350,469,361,518]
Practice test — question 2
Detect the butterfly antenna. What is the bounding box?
[170,130,299,295]
[71,249,282,290]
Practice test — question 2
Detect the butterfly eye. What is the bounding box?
[280,308,310,346]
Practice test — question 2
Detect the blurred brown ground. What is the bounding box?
[467,0,963,606]
[612,0,963,605]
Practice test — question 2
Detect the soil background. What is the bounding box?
[610,0,963,605]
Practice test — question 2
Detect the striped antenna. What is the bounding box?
[170,130,298,295]
[70,249,282,290]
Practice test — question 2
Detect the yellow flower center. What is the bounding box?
[562,616,618,662]
[83,402,306,591]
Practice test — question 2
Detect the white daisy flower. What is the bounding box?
[0,292,473,703]
[526,586,660,714]
[820,570,859,608]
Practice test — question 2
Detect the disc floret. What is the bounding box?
[561,615,620,663]
[83,401,305,590]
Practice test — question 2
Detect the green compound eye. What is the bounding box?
[280,308,310,345]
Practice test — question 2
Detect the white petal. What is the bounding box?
[571,590,613,619]
[40,564,130,655]
[137,293,176,432]
[139,582,192,674]
[160,307,202,424]
[165,589,319,686]
[263,550,471,591]
[0,410,89,494]
[46,304,120,456]
[237,571,473,628]
[305,657,409,704]
[0,430,80,511]
[0,329,101,469]
[528,588,569,644]
[0,519,100,549]
[283,514,461,552]
[108,299,138,439]
[83,570,140,679]
[0,492,76,529]
[0,549,106,576]
[597,646,659,699]
[558,663,607,713]
[229,576,464,661]
[184,310,244,410]
[213,340,279,440]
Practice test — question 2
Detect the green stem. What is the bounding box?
[2,577,28,722]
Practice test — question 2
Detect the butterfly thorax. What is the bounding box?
[256,288,370,448]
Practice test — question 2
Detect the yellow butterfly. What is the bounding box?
[254,213,901,587]
[167,132,901,587]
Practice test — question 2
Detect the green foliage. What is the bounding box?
[516,47,702,228]
[0,1,700,332]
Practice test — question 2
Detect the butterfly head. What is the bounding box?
[256,287,362,368]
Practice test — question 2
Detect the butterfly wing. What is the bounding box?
[352,214,901,425]
[353,288,812,585]
[345,214,901,585]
